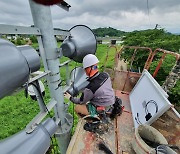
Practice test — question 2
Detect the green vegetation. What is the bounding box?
[29,35,38,43]
[123,29,180,51]
[93,27,125,37]
[0,91,39,139]
[0,44,111,138]
[122,29,180,108]
[0,28,179,153]
[0,43,111,154]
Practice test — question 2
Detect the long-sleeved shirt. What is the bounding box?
[70,72,115,107]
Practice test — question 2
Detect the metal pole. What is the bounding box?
[29,1,72,153]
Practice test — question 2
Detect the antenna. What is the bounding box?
[146,0,151,27]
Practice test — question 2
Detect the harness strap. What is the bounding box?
[87,72,109,94]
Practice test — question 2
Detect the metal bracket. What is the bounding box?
[0,24,70,36]
[56,1,71,12]
[54,29,70,36]
[59,60,71,67]
[29,71,51,83]
[55,113,73,136]
[26,99,57,133]
[0,24,41,35]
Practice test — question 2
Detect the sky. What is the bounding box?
[0,0,180,33]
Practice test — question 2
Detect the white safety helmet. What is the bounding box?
[83,54,99,69]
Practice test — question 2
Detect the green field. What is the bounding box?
[0,44,114,145]
[0,42,179,153]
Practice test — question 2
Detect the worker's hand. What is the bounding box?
[64,92,71,100]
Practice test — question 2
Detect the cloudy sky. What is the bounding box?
[0,0,180,33]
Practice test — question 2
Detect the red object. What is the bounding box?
[96,106,105,111]
[32,0,63,5]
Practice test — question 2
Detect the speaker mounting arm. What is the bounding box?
[57,1,71,11]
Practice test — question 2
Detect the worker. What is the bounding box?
[64,54,115,117]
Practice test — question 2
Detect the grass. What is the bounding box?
[0,91,39,139]
[1,42,178,152]
[0,44,113,144]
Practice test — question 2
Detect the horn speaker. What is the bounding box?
[0,118,57,154]
[61,25,97,63]
[0,39,40,99]
[67,67,89,96]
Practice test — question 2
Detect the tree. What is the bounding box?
[93,27,125,37]
[30,35,38,43]
[122,29,180,108]
[16,37,22,45]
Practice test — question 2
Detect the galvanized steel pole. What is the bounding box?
[29,0,72,153]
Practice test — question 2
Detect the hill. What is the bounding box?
[92,27,126,37]
[123,29,180,52]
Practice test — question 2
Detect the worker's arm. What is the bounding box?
[69,88,94,104]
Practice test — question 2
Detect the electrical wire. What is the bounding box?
[146,0,151,27]
[146,0,150,17]
[145,100,158,115]
[72,62,78,133]
[135,113,142,125]
[135,100,158,125]
[28,82,52,117]
[27,81,57,152]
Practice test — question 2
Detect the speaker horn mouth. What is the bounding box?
[67,67,89,96]
[61,25,97,63]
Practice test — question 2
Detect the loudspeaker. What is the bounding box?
[0,118,57,154]
[0,39,40,99]
[60,25,97,63]
[67,67,89,96]
[17,45,40,73]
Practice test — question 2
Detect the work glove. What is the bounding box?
[64,92,71,100]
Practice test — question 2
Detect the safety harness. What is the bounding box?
[83,73,123,135]
[86,72,108,94]
[86,72,110,118]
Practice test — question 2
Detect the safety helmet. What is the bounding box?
[83,54,99,69]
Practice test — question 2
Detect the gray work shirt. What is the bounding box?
[70,72,115,107]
